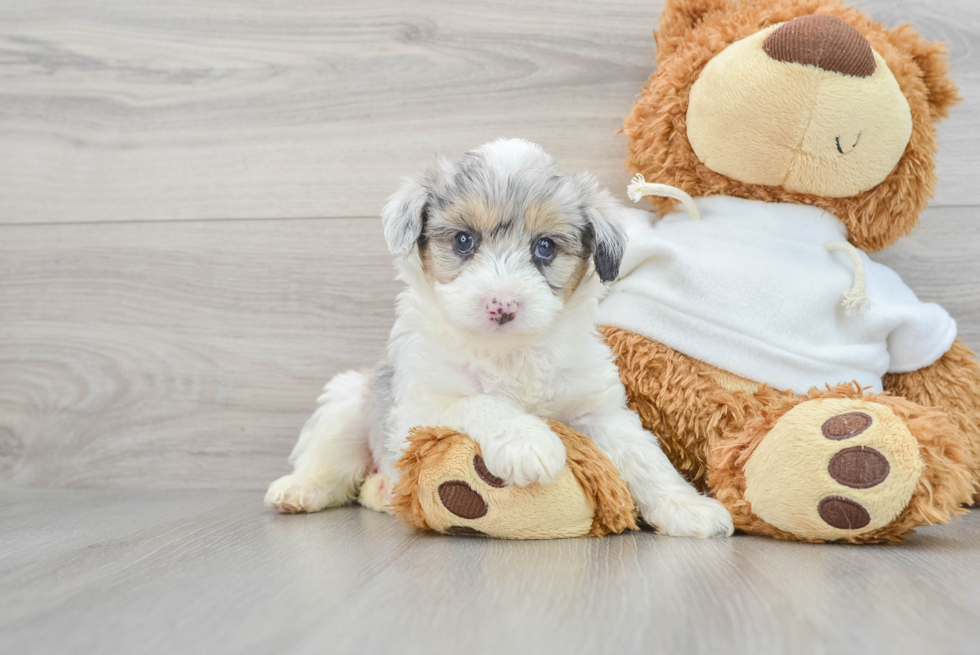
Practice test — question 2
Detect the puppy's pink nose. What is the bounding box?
[486,297,519,326]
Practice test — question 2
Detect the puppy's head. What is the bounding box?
[382,138,626,337]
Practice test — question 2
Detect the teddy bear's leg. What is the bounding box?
[386,423,638,539]
[884,338,980,507]
[710,384,975,543]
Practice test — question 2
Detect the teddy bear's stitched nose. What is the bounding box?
[763,14,876,78]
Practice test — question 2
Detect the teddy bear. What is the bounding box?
[597,0,980,543]
[362,0,980,543]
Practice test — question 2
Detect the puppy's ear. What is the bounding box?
[381,174,430,256]
[574,173,628,283]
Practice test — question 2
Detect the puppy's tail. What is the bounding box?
[288,370,372,504]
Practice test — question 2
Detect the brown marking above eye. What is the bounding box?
[523,200,567,235]
[447,196,506,233]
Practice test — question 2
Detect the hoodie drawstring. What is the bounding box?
[627,174,870,317]
[825,241,871,316]
[627,173,701,221]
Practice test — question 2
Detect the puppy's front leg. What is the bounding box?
[439,395,567,486]
[573,410,734,538]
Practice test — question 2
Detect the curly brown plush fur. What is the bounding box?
[599,325,792,492]
[388,427,461,530]
[624,0,960,253]
[885,338,980,503]
[602,326,977,543]
[548,421,640,536]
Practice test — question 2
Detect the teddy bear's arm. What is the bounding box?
[883,338,980,504]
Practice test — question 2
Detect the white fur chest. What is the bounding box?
[457,352,553,412]
[391,313,617,422]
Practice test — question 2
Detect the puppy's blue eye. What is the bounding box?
[454,231,475,254]
[534,238,556,261]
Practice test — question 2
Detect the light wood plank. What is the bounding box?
[1,206,978,490]
[0,488,245,570]
[0,217,399,489]
[0,490,424,655]
[0,490,978,655]
[1,0,977,225]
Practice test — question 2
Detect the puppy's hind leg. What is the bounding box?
[265,371,372,513]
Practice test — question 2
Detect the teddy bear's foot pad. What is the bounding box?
[387,424,639,539]
[743,397,924,540]
[418,445,596,539]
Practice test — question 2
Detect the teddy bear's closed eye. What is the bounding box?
[835,132,861,155]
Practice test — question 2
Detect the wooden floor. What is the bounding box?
[1,490,979,655]
[2,1,980,653]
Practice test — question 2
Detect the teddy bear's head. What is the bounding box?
[624,0,960,252]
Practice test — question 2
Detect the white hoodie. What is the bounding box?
[599,196,956,394]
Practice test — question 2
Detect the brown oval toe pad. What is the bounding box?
[829,446,890,489]
[473,454,507,488]
[818,496,871,530]
[445,525,487,536]
[822,412,872,440]
[438,481,488,519]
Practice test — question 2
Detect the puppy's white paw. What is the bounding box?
[482,421,567,487]
[643,491,734,538]
[358,473,395,514]
[264,475,332,514]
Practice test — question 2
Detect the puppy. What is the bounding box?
[265,138,734,538]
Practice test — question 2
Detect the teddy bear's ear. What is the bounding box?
[891,24,961,120]
[655,0,729,60]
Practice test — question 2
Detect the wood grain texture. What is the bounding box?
[0,0,977,225]
[0,490,978,655]
[0,217,399,489]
